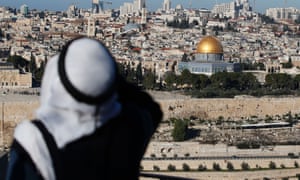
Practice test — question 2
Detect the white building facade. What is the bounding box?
[163,0,171,12]
[212,0,253,19]
[266,7,300,21]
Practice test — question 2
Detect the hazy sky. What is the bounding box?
[0,0,299,13]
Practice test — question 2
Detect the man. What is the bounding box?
[6,37,162,180]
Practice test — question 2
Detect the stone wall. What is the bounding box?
[2,95,300,147]
[144,142,300,158]
[0,69,32,88]
[157,96,300,120]
[0,99,39,147]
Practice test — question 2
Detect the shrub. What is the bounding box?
[168,164,176,171]
[269,161,276,169]
[213,162,221,171]
[171,119,188,141]
[198,164,207,171]
[280,164,286,168]
[182,163,190,171]
[153,165,160,171]
[295,161,299,168]
[237,141,260,149]
[241,162,250,170]
[227,161,234,171]
[184,153,190,157]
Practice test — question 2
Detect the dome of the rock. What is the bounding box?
[196,36,223,54]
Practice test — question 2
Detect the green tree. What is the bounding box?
[294,74,300,89]
[117,63,127,77]
[227,161,234,171]
[29,53,37,73]
[167,164,176,171]
[241,162,250,170]
[164,71,177,90]
[202,28,207,35]
[265,74,294,90]
[198,164,207,171]
[126,67,136,84]
[295,161,299,168]
[281,57,293,69]
[196,74,211,89]
[178,69,193,87]
[269,161,276,169]
[238,73,260,90]
[213,162,221,171]
[210,72,233,90]
[182,163,190,171]
[142,69,156,89]
[7,55,29,70]
[181,53,189,62]
[34,61,46,82]
[153,165,160,171]
[136,62,143,84]
[171,118,188,141]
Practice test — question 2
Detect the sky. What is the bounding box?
[0,0,299,13]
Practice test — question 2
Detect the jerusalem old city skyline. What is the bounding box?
[1,0,300,179]
[0,0,299,12]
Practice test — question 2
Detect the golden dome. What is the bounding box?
[196,36,223,54]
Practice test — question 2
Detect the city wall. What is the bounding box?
[157,96,300,120]
[0,100,39,147]
[1,95,300,147]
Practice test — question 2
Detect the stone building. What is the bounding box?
[265,61,282,73]
[178,35,240,76]
[0,63,32,88]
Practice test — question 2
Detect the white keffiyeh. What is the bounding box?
[14,38,121,180]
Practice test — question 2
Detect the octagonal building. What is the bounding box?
[178,35,240,76]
